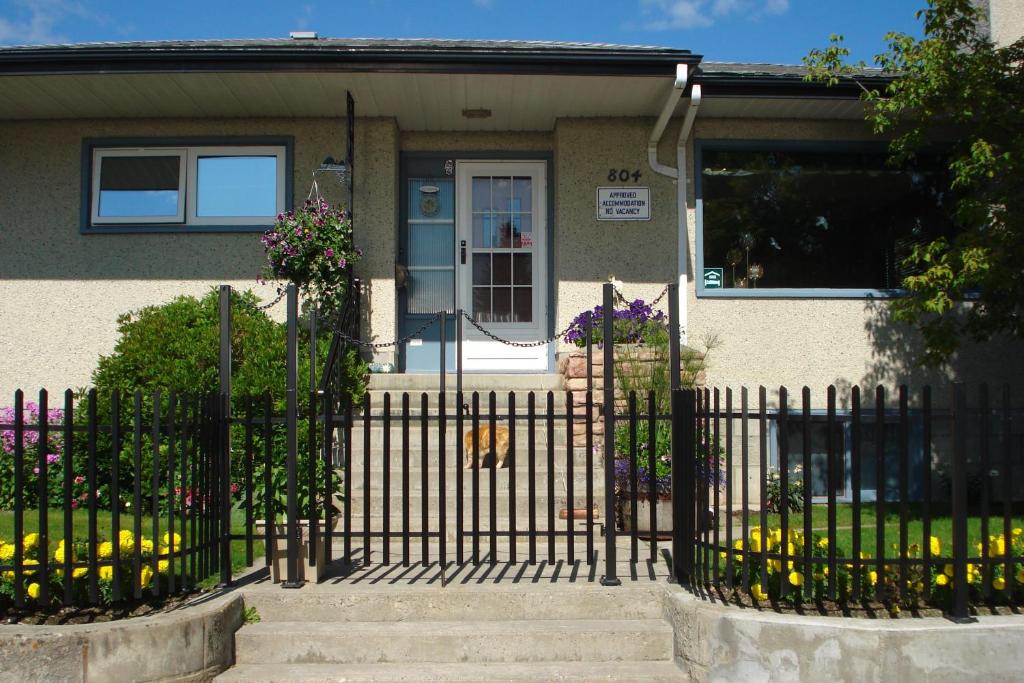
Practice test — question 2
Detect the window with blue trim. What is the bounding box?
[86,142,288,232]
[698,144,955,293]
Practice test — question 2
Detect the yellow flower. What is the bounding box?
[944,564,954,578]
[935,573,949,587]
[22,533,39,550]
[140,565,154,589]
[750,583,769,601]
[119,530,135,552]
[789,571,804,587]
[158,559,169,573]
[990,537,1006,558]
[868,571,878,586]
[22,558,38,575]
[98,541,114,559]
[1012,528,1022,537]
[0,542,13,562]
[72,567,88,579]
[98,565,113,581]
[816,537,829,550]
[1016,569,1024,584]
[929,536,941,556]
[749,537,762,553]
[1,571,12,581]
[162,532,182,550]
[139,538,154,554]
[27,583,40,600]
[733,539,745,551]
[993,577,1006,591]
[53,540,75,563]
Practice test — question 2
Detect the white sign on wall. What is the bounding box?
[596,187,651,221]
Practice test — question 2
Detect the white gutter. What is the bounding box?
[647,64,701,346]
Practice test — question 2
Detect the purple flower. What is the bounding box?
[337,258,347,269]
[46,453,60,465]
[324,248,334,258]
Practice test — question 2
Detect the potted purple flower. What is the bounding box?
[260,199,361,306]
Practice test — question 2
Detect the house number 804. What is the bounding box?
[608,168,642,183]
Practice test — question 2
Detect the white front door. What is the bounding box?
[456,161,548,372]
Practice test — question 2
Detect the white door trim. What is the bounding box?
[455,160,548,372]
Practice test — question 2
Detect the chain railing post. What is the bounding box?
[218,285,233,587]
[284,284,303,588]
[601,282,621,586]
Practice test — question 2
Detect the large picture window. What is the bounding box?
[85,139,290,232]
[697,143,955,296]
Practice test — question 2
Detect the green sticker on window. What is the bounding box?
[704,267,724,289]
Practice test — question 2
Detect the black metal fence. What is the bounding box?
[678,383,1023,620]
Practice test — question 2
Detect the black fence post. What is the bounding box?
[668,283,681,393]
[673,388,695,584]
[218,285,233,587]
[601,282,621,586]
[284,283,303,588]
[950,383,973,621]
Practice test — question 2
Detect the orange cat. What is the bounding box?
[463,425,510,469]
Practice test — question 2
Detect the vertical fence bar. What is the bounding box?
[13,391,25,608]
[978,384,990,600]
[190,397,199,582]
[456,311,464,566]
[601,282,620,586]
[672,388,694,584]
[178,395,189,591]
[712,388,721,585]
[472,392,480,565]
[323,387,334,567]
[62,389,74,604]
[151,392,162,596]
[343,392,353,564]
[402,393,410,567]
[628,391,639,564]
[528,392,537,565]
[899,385,910,604]
[723,388,733,589]
[132,392,143,598]
[1001,385,1012,601]
[827,385,838,602]
[921,386,931,602]
[566,390,575,566]
[36,389,49,606]
[951,384,970,620]
[874,386,885,603]
[778,387,789,599]
[546,390,556,566]
[243,397,254,567]
[307,389,318,571]
[383,393,392,566]
[438,311,447,574]
[199,397,208,582]
[489,391,498,564]
[586,390,595,565]
[648,390,658,565]
[758,387,768,594]
[851,386,862,602]
[262,393,274,567]
[702,389,711,585]
[740,388,750,592]
[364,392,373,566]
[420,392,429,566]
[586,316,593,392]
[219,285,232,587]
[284,284,301,588]
[801,387,812,600]
[509,391,518,563]
[167,391,177,595]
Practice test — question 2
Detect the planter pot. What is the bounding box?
[619,499,715,538]
[255,520,334,584]
[558,507,600,520]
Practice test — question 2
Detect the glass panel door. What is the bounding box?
[470,175,534,323]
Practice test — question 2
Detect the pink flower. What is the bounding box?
[71,500,79,510]
[74,475,85,485]
[324,248,334,258]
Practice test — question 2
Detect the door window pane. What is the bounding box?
[493,214,514,248]
[408,270,455,314]
[98,155,181,217]
[513,214,533,249]
[473,254,490,286]
[473,213,497,248]
[473,287,491,321]
[513,176,532,211]
[493,177,512,212]
[410,223,454,267]
[492,253,511,285]
[513,254,532,285]
[492,287,512,322]
[196,156,277,217]
[472,178,491,211]
[513,288,533,323]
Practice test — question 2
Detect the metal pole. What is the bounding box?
[309,305,318,392]
[218,285,233,586]
[668,283,681,392]
[440,310,447,396]
[950,384,973,621]
[456,310,463,413]
[601,282,621,586]
[284,284,303,588]
[439,310,447,585]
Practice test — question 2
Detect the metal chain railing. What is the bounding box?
[328,312,442,348]
[460,312,578,348]
[614,283,669,309]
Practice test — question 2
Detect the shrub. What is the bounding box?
[765,468,805,514]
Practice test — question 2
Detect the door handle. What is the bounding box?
[460,240,467,265]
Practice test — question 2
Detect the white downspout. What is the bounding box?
[648,65,701,346]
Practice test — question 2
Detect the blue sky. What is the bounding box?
[0,0,926,64]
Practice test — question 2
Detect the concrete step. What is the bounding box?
[216,660,685,682]
[345,450,598,470]
[346,492,605,516]
[317,516,604,535]
[233,618,673,665]
[342,470,604,491]
[240,584,663,622]
[368,374,565,392]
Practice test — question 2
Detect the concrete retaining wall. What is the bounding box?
[662,587,1024,682]
[0,592,242,683]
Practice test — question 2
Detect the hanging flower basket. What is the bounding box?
[260,198,361,306]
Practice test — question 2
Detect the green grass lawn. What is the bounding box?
[0,508,264,577]
[724,503,1024,559]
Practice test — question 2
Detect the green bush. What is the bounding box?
[83,288,366,516]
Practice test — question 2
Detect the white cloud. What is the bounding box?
[640,0,790,30]
[0,0,95,45]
